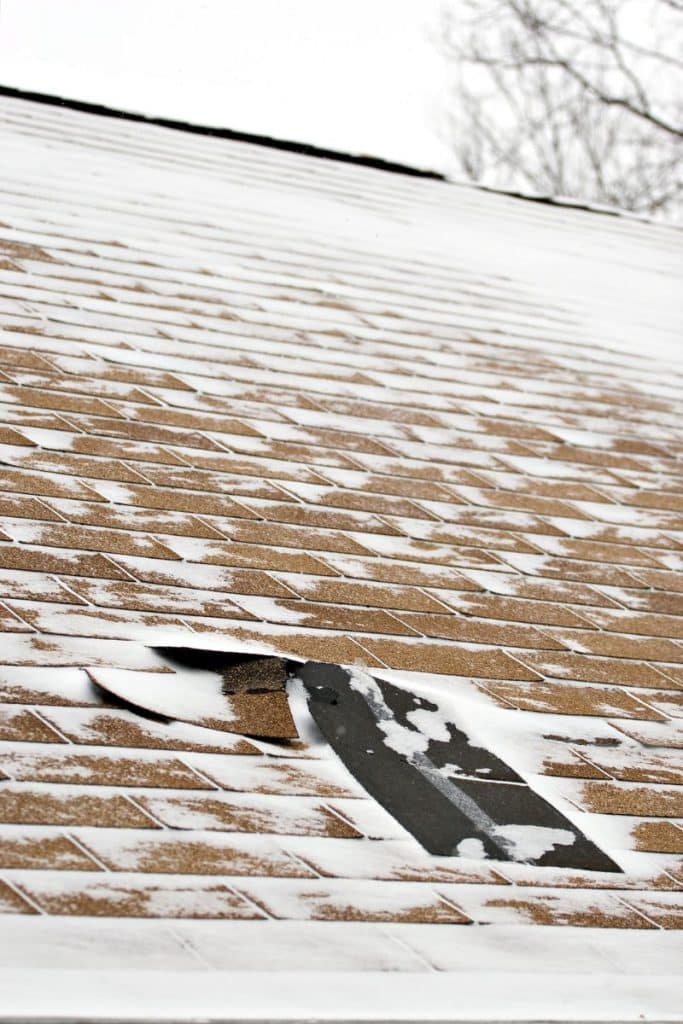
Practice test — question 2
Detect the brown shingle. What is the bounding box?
[622,894,683,929]
[135,465,295,501]
[59,413,223,450]
[452,486,589,519]
[66,434,189,466]
[277,482,439,520]
[137,793,362,838]
[529,537,662,568]
[0,427,36,446]
[0,383,119,417]
[3,750,213,789]
[578,608,683,641]
[116,559,295,598]
[79,833,313,877]
[274,576,448,614]
[0,493,64,522]
[547,628,683,665]
[514,651,676,689]
[541,753,609,780]
[237,497,401,535]
[459,570,623,608]
[213,627,382,667]
[463,890,653,928]
[438,592,591,628]
[501,553,647,588]
[0,831,102,870]
[482,680,664,719]
[0,602,32,632]
[629,567,683,593]
[631,821,683,853]
[0,879,38,914]
[92,483,259,520]
[397,612,565,649]
[45,498,228,540]
[579,747,683,785]
[233,598,415,636]
[0,468,104,502]
[611,719,683,749]
[0,707,67,743]
[0,784,160,828]
[4,521,181,561]
[40,707,260,754]
[11,603,192,641]
[126,404,263,437]
[361,638,541,678]
[217,518,372,556]
[576,781,683,818]
[235,879,470,923]
[391,518,540,555]
[17,877,264,919]
[642,689,683,719]
[322,554,483,591]
[0,544,129,581]
[165,538,336,576]
[353,533,503,569]
[65,578,255,620]
[9,449,153,485]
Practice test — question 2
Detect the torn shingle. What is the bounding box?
[297,661,621,871]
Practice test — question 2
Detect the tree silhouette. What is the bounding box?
[438,0,682,218]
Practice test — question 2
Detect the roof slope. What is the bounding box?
[0,92,681,1020]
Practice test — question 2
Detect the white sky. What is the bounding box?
[0,0,455,172]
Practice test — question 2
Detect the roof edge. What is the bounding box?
[0,83,446,182]
[2,83,679,228]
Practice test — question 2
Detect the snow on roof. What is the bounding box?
[0,90,681,1021]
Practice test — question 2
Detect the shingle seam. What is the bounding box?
[122,793,167,830]
[612,893,663,929]
[65,832,111,872]
[27,708,73,745]
[1,874,45,913]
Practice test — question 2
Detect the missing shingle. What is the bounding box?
[297,661,621,872]
[140,648,621,869]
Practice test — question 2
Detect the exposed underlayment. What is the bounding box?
[297,660,620,870]
[0,90,681,1020]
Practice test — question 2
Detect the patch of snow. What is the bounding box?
[456,837,487,859]
[492,824,576,861]
[88,667,237,728]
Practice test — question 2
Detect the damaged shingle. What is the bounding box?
[296,661,621,872]
[221,656,289,694]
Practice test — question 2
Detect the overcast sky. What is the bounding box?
[0,0,454,172]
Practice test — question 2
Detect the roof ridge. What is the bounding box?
[0,83,444,182]
[2,82,680,230]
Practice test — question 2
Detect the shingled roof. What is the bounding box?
[0,89,681,1021]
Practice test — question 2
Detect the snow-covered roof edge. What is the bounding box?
[3,82,680,229]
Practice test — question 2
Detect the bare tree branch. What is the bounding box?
[437,0,683,218]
